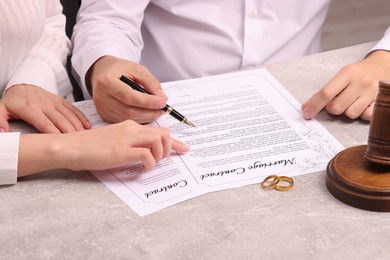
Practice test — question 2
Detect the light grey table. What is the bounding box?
[2,42,389,260]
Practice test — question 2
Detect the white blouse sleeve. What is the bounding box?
[0,132,20,185]
[370,26,390,52]
[5,0,72,97]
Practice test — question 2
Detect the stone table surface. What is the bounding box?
[2,42,389,260]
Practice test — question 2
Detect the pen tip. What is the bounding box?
[185,120,196,127]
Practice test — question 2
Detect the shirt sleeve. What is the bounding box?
[4,0,72,97]
[71,0,150,99]
[370,26,390,52]
[0,132,20,185]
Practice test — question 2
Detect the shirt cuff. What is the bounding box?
[369,27,390,53]
[0,132,20,185]
[4,58,58,96]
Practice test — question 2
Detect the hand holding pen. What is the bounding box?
[87,56,173,124]
[87,55,194,125]
[120,75,195,127]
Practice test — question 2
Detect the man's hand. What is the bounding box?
[0,84,91,133]
[88,56,168,124]
[302,50,390,121]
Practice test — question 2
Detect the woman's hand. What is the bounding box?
[18,120,190,176]
[0,84,91,133]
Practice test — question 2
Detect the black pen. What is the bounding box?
[119,75,195,127]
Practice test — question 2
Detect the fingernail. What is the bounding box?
[0,128,5,132]
[85,120,92,129]
[303,110,312,120]
[155,100,166,109]
[180,143,190,151]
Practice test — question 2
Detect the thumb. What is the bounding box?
[0,103,11,132]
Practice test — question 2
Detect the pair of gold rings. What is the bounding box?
[261,175,294,191]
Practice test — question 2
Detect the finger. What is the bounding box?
[44,108,80,133]
[161,132,172,159]
[324,83,359,117]
[128,148,157,171]
[62,102,92,130]
[55,104,85,131]
[94,94,127,123]
[123,127,164,162]
[123,65,167,98]
[20,109,61,133]
[122,105,163,124]
[171,138,190,153]
[99,92,163,123]
[342,93,375,120]
[360,101,375,121]
[302,70,350,119]
[115,78,167,110]
[143,133,164,163]
[0,104,10,132]
[143,126,189,155]
[326,78,378,119]
[153,128,172,158]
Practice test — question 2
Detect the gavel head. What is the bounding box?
[365,81,390,165]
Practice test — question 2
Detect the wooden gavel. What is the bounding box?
[365,81,390,165]
[326,80,390,212]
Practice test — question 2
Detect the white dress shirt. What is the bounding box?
[0,0,71,185]
[72,0,390,100]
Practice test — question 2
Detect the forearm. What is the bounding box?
[71,0,147,99]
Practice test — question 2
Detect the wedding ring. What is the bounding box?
[261,175,280,189]
[274,176,294,191]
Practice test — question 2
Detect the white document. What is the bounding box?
[75,68,344,216]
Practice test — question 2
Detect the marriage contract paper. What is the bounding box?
[75,68,344,216]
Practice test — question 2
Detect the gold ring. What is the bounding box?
[274,176,294,191]
[261,175,280,189]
